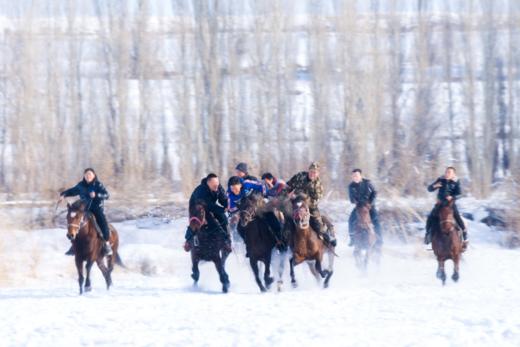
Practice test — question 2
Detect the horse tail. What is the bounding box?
[114,252,127,269]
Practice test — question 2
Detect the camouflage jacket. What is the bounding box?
[286,171,323,209]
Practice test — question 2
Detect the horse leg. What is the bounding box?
[75,257,84,295]
[353,248,362,270]
[436,259,447,285]
[307,261,321,282]
[214,257,230,293]
[452,255,460,282]
[289,257,297,288]
[323,250,334,288]
[191,253,200,283]
[276,250,287,292]
[84,260,94,292]
[96,257,112,290]
[250,258,266,293]
[314,258,330,280]
[263,255,274,289]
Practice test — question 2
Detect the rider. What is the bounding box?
[286,162,337,247]
[227,176,265,214]
[235,162,259,182]
[227,176,286,252]
[261,172,286,198]
[348,169,382,247]
[424,166,467,245]
[59,168,112,256]
[184,173,231,252]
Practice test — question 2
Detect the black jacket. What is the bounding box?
[61,178,110,208]
[349,179,377,205]
[189,178,228,216]
[428,177,461,201]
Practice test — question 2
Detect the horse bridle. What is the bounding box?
[67,213,89,239]
[240,208,256,223]
[189,216,206,227]
[293,203,310,228]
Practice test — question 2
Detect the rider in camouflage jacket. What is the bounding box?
[286,162,336,246]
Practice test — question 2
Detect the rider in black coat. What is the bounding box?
[424,167,467,245]
[184,173,230,251]
[59,168,112,256]
[348,169,382,247]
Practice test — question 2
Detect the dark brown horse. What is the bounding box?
[66,201,123,295]
[351,203,378,271]
[188,202,231,293]
[237,192,284,292]
[288,194,334,288]
[432,200,464,285]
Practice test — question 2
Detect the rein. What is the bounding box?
[189,216,206,226]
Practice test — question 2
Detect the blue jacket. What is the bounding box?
[227,179,265,212]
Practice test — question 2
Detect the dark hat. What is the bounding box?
[235,162,248,174]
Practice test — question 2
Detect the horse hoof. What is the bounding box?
[277,281,283,292]
[265,277,274,287]
[452,273,459,282]
[260,287,267,293]
[291,281,298,289]
[222,283,229,293]
[85,286,92,292]
[191,273,199,282]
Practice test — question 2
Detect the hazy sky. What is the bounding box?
[0,0,517,18]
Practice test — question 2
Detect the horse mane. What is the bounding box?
[69,199,87,212]
[189,200,207,216]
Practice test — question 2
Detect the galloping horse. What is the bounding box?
[351,203,379,271]
[66,201,123,294]
[188,202,231,293]
[431,200,464,285]
[288,194,334,288]
[237,192,285,292]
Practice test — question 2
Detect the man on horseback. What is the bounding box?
[348,169,382,247]
[59,168,112,256]
[235,162,259,182]
[424,167,467,246]
[261,172,286,198]
[184,173,231,252]
[286,162,337,247]
[228,176,286,252]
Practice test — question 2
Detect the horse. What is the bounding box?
[66,201,123,295]
[288,194,334,288]
[351,203,379,271]
[431,200,464,285]
[237,192,286,292]
[188,202,231,293]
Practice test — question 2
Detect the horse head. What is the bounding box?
[356,203,373,230]
[66,200,88,240]
[291,193,310,229]
[189,202,207,233]
[438,199,456,234]
[238,192,263,227]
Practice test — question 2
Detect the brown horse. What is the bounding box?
[188,202,231,293]
[351,203,379,271]
[66,201,123,295]
[288,194,334,288]
[431,200,464,285]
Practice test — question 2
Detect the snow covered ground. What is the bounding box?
[0,211,519,347]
